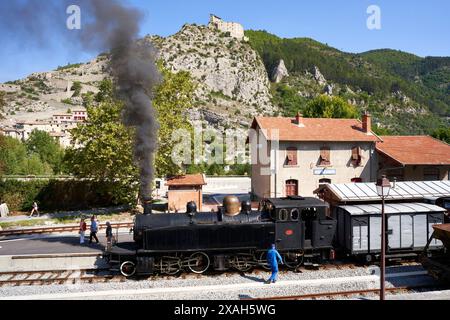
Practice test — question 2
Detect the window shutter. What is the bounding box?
[286,147,298,166]
[351,147,360,160]
[351,146,361,165]
[320,147,330,165]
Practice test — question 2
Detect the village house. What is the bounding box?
[1,108,87,148]
[250,113,381,198]
[376,135,450,181]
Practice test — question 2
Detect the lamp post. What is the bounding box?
[376,175,391,300]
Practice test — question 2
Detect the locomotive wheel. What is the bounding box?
[232,255,253,272]
[283,251,304,269]
[258,252,271,270]
[120,261,136,277]
[187,252,210,274]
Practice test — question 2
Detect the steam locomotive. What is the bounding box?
[106,194,448,277]
[106,195,337,276]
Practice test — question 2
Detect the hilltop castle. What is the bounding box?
[208,14,248,41]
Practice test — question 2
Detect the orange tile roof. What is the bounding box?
[165,174,206,186]
[376,136,450,165]
[251,116,381,142]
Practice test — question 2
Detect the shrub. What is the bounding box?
[0,179,134,212]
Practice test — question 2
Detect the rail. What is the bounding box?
[0,222,133,237]
[243,286,422,300]
[0,269,124,287]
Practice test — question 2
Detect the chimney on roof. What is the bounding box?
[295,112,305,127]
[362,112,371,134]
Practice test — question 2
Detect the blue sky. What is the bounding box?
[1,0,449,82]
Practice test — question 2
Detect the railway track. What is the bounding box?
[0,222,133,237]
[0,259,423,287]
[244,286,433,300]
[0,269,125,287]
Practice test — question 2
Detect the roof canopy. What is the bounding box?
[268,197,328,208]
[338,202,445,215]
[251,116,381,142]
[315,180,450,202]
[377,135,450,165]
[165,174,206,187]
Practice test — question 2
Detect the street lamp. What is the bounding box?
[376,175,391,300]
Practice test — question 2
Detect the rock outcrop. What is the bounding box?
[313,66,326,85]
[144,23,274,128]
[271,59,289,83]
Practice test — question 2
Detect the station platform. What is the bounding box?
[0,233,134,272]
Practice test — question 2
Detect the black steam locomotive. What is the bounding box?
[106,195,337,276]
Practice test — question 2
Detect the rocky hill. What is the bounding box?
[0,22,274,131]
[1,20,448,135]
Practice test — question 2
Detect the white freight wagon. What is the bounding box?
[335,202,445,261]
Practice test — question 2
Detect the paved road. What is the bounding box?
[0,233,134,256]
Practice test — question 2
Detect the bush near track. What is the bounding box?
[0,179,133,211]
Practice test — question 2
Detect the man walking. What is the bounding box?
[89,215,99,244]
[29,201,39,218]
[265,244,283,284]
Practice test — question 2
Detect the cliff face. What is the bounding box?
[145,24,274,127]
[1,23,275,130]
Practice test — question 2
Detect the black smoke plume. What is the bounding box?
[0,0,162,200]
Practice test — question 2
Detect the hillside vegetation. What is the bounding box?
[245,30,449,135]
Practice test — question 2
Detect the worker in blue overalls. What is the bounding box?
[265,244,283,284]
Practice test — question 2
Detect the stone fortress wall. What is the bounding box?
[208,14,248,41]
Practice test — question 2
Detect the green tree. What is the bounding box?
[64,99,138,204]
[303,95,359,119]
[0,135,6,175]
[64,68,196,204]
[0,91,5,119]
[153,68,196,177]
[372,125,393,136]
[25,130,65,174]
[0,136,52,175]
[71,81,83,97]
[431,127,450,143]
[95,79,114,102]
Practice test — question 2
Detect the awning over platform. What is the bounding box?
[338,202,446,216]
[315,180,450,202]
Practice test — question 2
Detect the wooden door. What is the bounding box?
[285,179,298,196]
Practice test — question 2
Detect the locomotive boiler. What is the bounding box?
[106,195,337,277]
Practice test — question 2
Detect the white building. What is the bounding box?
[250,113,381,198]
[2,108,88,148]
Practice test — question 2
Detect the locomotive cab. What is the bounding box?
[265,197,337,251]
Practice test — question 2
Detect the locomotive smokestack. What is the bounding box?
[143,198,152,215]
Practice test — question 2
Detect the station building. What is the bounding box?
[249,113,380,198]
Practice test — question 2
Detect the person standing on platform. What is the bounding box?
[79,218,87,244]
[265,244,283,284]
[105,221,114,251]
[89,215,99,244]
